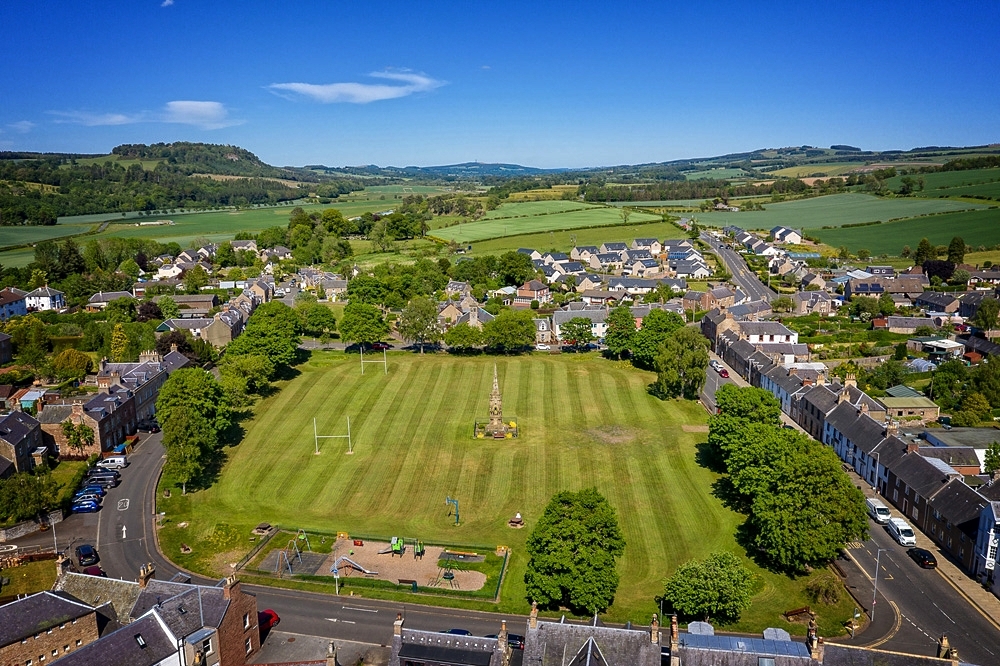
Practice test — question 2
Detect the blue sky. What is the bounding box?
[1,1,998,168]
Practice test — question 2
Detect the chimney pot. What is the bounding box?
[529,601,539,629]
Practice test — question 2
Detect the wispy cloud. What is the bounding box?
[161,0,174,5]
[48,101,237,129]
[8,121,35,133]
[163,101,237,129]
[268,70,444,104]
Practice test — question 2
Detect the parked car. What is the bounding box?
[440,629,472,636]
[82,565,107,577]
[372,341,391,350]
[88,468,120,479]
[536,344,551,351]
[86,475,117,488]
[719,369,729,378]
[75,544,99,567]
[258,609,280,636]
[908,547,938,569]
[71,501,100,514]
[709,360,721,371]
[78,484,106,497]
[486,633,526,650]
[137,421,160,433]
[73,493,102,505]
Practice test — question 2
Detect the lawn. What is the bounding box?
[695,193,989,231]
[814,208,1000,256]
[0,560,58,598]
[157,352,854,633]
[431,203,661,244]
[461,219,688,257]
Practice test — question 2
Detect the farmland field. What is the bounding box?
[885,167,1000,200]
[685,167,750,180]
[813,208,1000,256]
[696,192,989,231]
[157,352,855,633]
[431,201,660,243]
[464,220,688,256]
[768,163,864,178]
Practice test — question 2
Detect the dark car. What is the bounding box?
[82,565,107,577]
[372,342,391,350]
[486,633,525,650]
[71,501,100,514]
[440,629,472,636]
[75,544,99,567]
[719,369,729,378]
[908,548,938,569]
[258,609,280,636]
[137,420,160,433]
[86,475,117,488]
[78,484,107,496]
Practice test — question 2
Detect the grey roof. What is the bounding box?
[88,291,134,304]
[395,629,498,666]
[823,643,971,666]
[799,385,839,415]
[885,384,923,398]
[524,620,660,666]
[54,573,143,623]
[825,403,886,452]
[54,612,176,666]
[594,253,622,264]
[0,591,95,645]
[36,404,74,424]
[739,321,796,337]
[132,579,228,629]
[26,285,65,298]
[727,301,772,320]
[927,478,987,527]
[0,411,40,446]
[890,452,959,499]
[676,632,811,665]
[554,309,607,325]
[916,291,960,307]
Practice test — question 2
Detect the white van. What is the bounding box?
[97,455,128,470]
[888,517,916,546]
[866,498,891,524]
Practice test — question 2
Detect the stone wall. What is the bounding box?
[0,508,63,542]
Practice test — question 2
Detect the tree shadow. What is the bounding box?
[694,442,726,474]
[192,447,228,492]
[273,364,302,382]
[710,477,751,515]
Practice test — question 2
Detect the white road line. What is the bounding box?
[341,606,378,613]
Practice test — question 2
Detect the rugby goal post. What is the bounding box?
[360,347,388,375]
[313,416,353,455]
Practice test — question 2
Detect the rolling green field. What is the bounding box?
[768,163,863,178]
[697,192,988,231]
[464,220,687,256]
[0,221,95,247]
[885,167,1000,200]
[814,208,1000,256]
[157,353,854,632]
[431,202,661,244]
[482,200,593,220]
[685,167,751,180]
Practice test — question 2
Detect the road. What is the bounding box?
[701,232,777,302]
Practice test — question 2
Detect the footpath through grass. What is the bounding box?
[157,352,854,633]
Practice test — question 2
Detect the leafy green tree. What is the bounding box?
[225,301,301,370]
[158,296,180,320]
[497,251,534,287]
[950,269,971,286]
[397,296,441,353]
[972,359,1000,408]
[985,442,1000,477]
[183,265,210,294]
[297,302,338,338]
[119,258,141,281]
[110,323,129,362]
[338,302,390,345]
[604,305,636,360]
[105,297,137,324]
[156,367,231,436]
[631,309,685,369]
[770,296,794,313]
[346,275,387,305]
[162,406,214,494]
[650,326,710,399]
[444,322,484,353]
[136,300,162,322]
[661,551,756,622]
[218,354,275,406]
[708,386,783,469]
[913,237,935,266]
[51,348,92,380]
[973,298,1000,335]
[850,296,880,321]
[0,471,58,523]
[60,421,95,458]
[947,236,966,265]
[878,291,895,317]
[559,317,595,349]
[524,488,626,615]
[928,360,968,411]
[482,309,535,353]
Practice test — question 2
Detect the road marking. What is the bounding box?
[117,499,129,511]
[933,567,1000,633]
[325,618,356,624]
[122,525,127,540]
[862,601,902,648]
[341,606,378,613]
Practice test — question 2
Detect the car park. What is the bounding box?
[908,547,938,569]
[71,501,100,514]
[75,544,99,567]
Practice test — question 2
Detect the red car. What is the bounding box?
[258,609,280,636]
[719,369,729,378]
[371,342,390,350]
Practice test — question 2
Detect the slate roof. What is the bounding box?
[890,452,959,499]
[675,632,811,666]
[0,411,40,446]
[55,573,143,623]
[394,629,498,666]
[88,291,134,304]
[54,612,176,666]
[554,309,608,325]
[916,291,960,308]
[799,384,839,415]
[740,321,796,337]
[0,591,96,646]
[132,580,229,629]
[36,403,74,424]
[825,403,886,452]
[727,301,773,320]
[524,620,660,666]
[928,478,988,527]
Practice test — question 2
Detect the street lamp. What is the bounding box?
[872,548,888,621]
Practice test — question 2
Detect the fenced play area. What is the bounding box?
[242,528,508,601]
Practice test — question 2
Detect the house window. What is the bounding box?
[51,650,58,657]
[202,638,213,656]
[63,646,69,653]
[244,613,251,630]
[759,659,776,666]
[245,637,253,654]
[75,640,81,647]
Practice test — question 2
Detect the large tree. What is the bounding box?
[661,551,756,622]
[482,309,535,353]
[913,237,935,266]
[497,251,535,287]
[225,300,301,370]
[338,302,390,345]
[631,309,685,369]
[443,322,483,353]
[104,297,137,324]
[973,298,1000,335]
[297,302,338,338]
[650,326,710,399]
[947,236,966,265]
[928,359,968,411]
[603,305,636,360]
[158,296,180,320]
[60,421,95,458]
[51,348,92,381]
[156,367,231,436]
[559,317,595,349]
[162,405,214,494]
[397,296,441,353]
[524,488,626,615]
[110,323,129,362]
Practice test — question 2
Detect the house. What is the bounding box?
[524,608,660,666]
[629,258,661,277]
[916,291,960,313]
[553,309,608,340]
[534,318,553,344]
[515,279,551,306]
[0,591,103,665]
[670,260,710,279]
[866,265,896,277]
[876,396,940,422]
[885,452,963,531]
[0,287,27,321]
[736,321,798,345]
[845,276,928,300]
[792,290,833,315]
[631,238,662,255]
[86,291,135,312]
[600,242,627,254]
[576,274,604,292]
[262,245,293,261]
[570,246,599,262]
[542,251,569,265]
[517,248,543,261]
[24,285,66,311]
[247,279,272,303]
[876,316,937,335]
[770,225,802,244]
[581,290,625,306]
[390,614,506,666]
[800,272,826,290]
[155,293,220,318]
[0,411,43,476]
[445,280,471,297]
[230,239,258,254]
[589,253,624,271]
[0,332,11,364]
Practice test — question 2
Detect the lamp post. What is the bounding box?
[872,548,888,621]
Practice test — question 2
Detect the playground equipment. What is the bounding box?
[295,529,312,551]
[378,536,405,557]
[412,539,425,560]
[446,496,460,525]
[330,555,378,595]
[430,560,459,590]
[275,539,303,576]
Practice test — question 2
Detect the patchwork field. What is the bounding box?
[463,220,688,256]
[431,201,660,244]
[885,167,1000,200]
[157,353,855,633]
[813,208,1000,256]
[696,192,989,231]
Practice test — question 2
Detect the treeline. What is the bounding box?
[578,177,815,202]
[110,142,319,181]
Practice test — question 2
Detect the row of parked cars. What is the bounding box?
[70,455,128,514]
[866,496,938,569]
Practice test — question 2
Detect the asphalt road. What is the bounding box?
[701,232,777,302]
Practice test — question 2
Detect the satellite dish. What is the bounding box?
[687,621,714,636]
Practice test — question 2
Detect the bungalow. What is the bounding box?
[670,260,710,279]
[514,279,551,306]
[542,252,569,265]
[877,396,940,422]
[24,286,65,311]
[874,316,937,335]
[770,226,803,244]
[0,287,27,321]
[86,291,134,312]
[916,291,960,313]
[581,290,625,306]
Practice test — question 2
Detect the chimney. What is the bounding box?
[170,343,178,353]
[845,373,857,388]
[139,563,155,589]
[71,401,84,420]
[670,613,679,653]
[222,574,240,600]
[393,613,404,636]
[937,635,951,659]
[859,401,869,416]
[56,553,71,578]
[817,372,826,386]
[326,641,338,666]
[907,440,920,454]
[838,389,849,404]
[650,614,660,644]
[529,601,538,629]
[787,367,798,376]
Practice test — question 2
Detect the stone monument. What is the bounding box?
[474,364,518,439]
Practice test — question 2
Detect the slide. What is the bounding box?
[331,556,377,577]
[377,546,394,555]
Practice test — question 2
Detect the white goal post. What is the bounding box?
[313,416,353,454]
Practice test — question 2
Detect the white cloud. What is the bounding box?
[8,121,35,133]
[162,101,236,129]
[49,110,144,126]
[161,0,174,5]
[269,70,444,104]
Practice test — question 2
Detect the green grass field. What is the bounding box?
[768,163,864,178]
[482,200,594,220]
[697,192,988,231]
[814,208,1000,256]
[463,220,687,256]
[157,353,854,633]
[431,202,661,244]
[885,167,1000,200]
[685,167,751,180]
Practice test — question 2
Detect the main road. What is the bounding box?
[701,231,778,302]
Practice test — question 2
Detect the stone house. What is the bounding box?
[515,279,551,306]
[0,287,27,321]
[0,591,101,665]
[0,411,43,476]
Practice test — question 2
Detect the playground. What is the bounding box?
[322,538,488,591]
